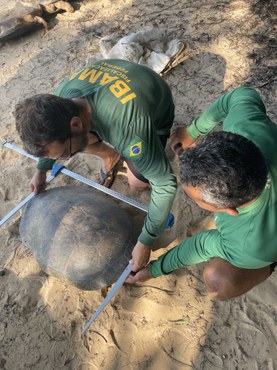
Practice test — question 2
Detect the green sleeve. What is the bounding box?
[148,221,273,277]
[37,157,55,171]
[186,86,265,138]
[140,168,177,246]
[122,116,177,247]
[148,229,227,277]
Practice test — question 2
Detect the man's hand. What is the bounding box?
[30,169,47,194]
[170,127,196,154]
[130,241,151,272]
[125,266,152,284]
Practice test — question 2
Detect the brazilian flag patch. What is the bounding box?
[123,136,145,158]
[130,141,142,156]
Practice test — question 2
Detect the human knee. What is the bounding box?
[129,182,149,191]
[203,264,235,300]
[127,176,150,190]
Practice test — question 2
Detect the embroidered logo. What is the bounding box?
[130,142,142,157]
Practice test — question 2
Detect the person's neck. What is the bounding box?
[238,196,258,209]
[72,97,92,132]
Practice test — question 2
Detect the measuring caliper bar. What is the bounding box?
[1,141,175,226]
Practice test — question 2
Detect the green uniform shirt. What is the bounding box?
[37,59,177,246]
[149,86,277,277]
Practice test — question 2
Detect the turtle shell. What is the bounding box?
[20,186,137,290]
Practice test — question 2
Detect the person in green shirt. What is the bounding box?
[15,59,177,273]
[126,86,277,300]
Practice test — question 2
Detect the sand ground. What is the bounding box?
[0,0,276,369]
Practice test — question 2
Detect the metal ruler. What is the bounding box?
[82,263,133,334]
[1,141,174,225]
[0,172,56,226]
[1,141,148,213]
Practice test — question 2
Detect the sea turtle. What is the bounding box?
[0,0,74,43]
[19,186,138,290]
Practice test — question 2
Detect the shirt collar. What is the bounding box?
[236,175,271,215]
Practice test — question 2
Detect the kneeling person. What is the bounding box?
[15,59,177,272]
[127,86,277,300]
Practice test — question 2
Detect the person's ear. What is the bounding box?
[225,208,238,216]
[70,116,83,133]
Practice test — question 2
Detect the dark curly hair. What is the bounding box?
[15,94,80,156]
[179,131,268,208]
